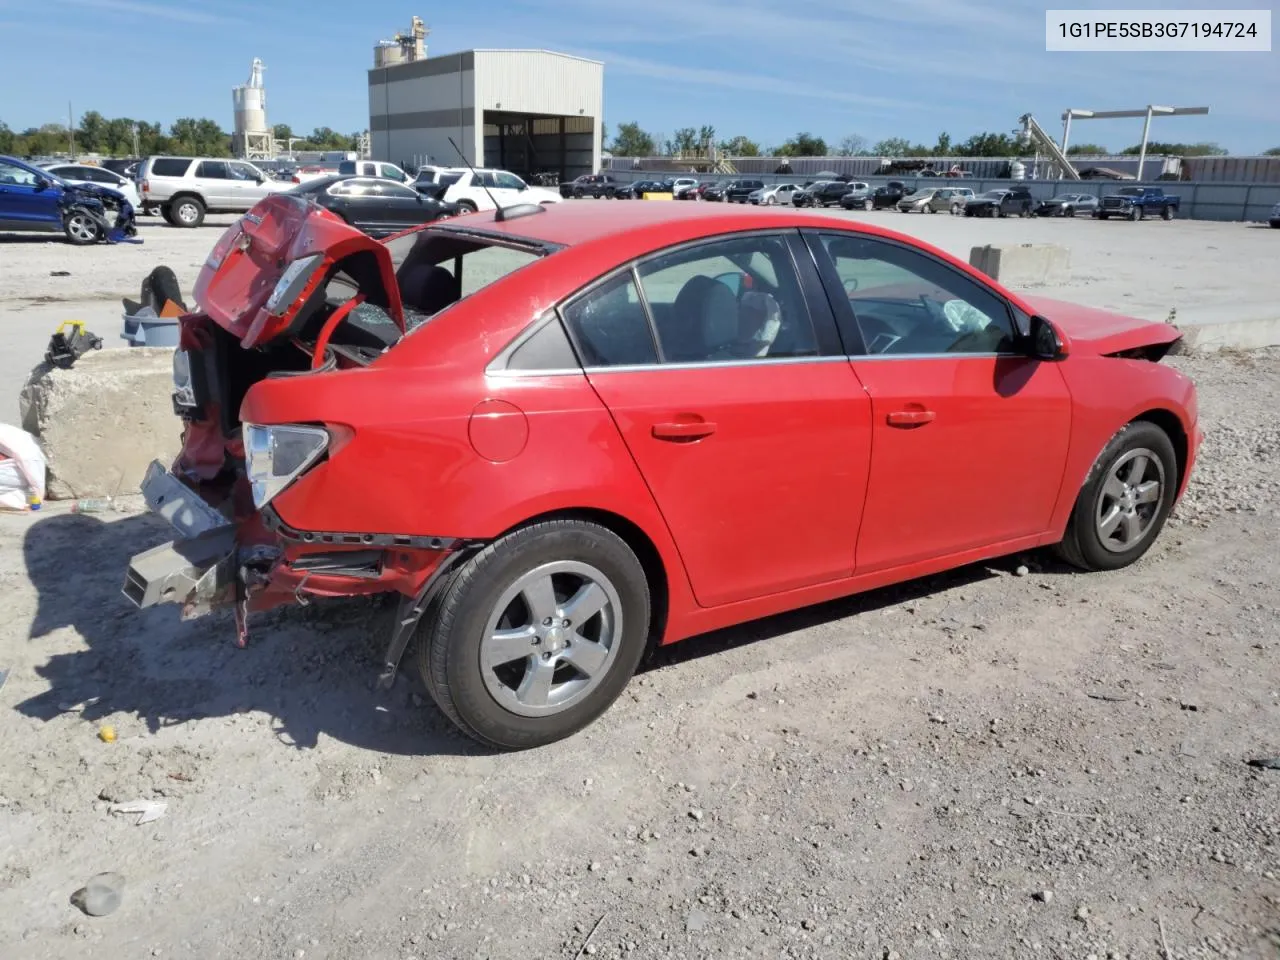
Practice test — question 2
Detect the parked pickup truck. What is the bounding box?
[1095,186,1180,221]
[561,174,622,198]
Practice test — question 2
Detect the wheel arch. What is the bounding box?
[497,506,670,651]
[1131,407,1189,493]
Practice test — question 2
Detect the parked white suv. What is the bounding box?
[137,156,294,227]
[442,168,563,213]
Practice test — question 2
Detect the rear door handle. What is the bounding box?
[886,409,936,427]
[652,421,717,441]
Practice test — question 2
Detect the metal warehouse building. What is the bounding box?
[368,49,604,181]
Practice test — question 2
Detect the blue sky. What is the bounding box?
[1,0,1276,152]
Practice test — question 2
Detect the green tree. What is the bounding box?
[1120,141,1225,156]
[1066,143,1108,155]
[610,122,655,157]
[77,110,106,153]
[697,125,716,152]
[956,131,1017,157]
[778,132,827,157]
[873,137,911,157]
[718,135,760,157]
[272,123,293,142]
[668,127,699,155]
[933,132,952,154]
[1264,146,1280,156]
[0,121,13,154]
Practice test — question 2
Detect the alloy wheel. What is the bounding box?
[479,560,624,718]
[66,213,97,243]
[1094,448,1165,553]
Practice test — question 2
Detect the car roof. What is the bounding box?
[437,196,921,255]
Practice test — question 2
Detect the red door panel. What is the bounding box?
[849,356,1071,573]
[586,360,872,607]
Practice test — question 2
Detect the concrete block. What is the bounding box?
[969,243,1071,286]
[1175,316,1280,353]
[18,347,182,500]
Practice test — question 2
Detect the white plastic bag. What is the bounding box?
[0,423,47,511]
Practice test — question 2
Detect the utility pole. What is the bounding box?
[68,101,75,158]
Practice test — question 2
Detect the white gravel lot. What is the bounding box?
[0,203,1277,960]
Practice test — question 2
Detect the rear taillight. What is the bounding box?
[291,175,300,184]
[141,179,150,194]
[244,424,331,509]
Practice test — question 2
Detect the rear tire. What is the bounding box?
[456,199,478,214]
[1053,421,1178,572]
[418,519,651,750]
[1130,205,1143,221]
[1161,205,1175,220]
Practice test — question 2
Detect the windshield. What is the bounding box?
[905,189,933,199]
[1049,194,1077,201]
[1117,187,1143,195]
[979,191,1006,199]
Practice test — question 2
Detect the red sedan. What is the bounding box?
[126,197,1201,750]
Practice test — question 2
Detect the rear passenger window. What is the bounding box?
[197,161,230,179]
[150,158,192,177]
[635,234,817,363]
[561,272,658,368]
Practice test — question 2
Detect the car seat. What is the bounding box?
[666,275,739,361]
[398,262,461,316]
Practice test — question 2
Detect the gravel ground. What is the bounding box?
[1,208,1278,960]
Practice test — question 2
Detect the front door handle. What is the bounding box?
[652,421,717,441]
[886,409,936,427]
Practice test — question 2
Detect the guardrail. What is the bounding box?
[604,173,1280,222]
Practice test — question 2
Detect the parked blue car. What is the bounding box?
[0,154,137,244]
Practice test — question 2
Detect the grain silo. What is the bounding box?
[232,58,273,160]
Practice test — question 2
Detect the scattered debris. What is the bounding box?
[1246,757,1280,771]
[1086,692,1132,702]
[0,667,8,696]
[685,908,709,934]
[50,270,71,277]
[1033,890,1054,903]
[574,911,609,960]
[44,321,103,369]
[1014,565,1030,577]
[98,726,117,743]
[71,872,125,917]
[109,800,168,826]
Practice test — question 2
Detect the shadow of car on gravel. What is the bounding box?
[16,511,489,758]
[17,512,1047,754]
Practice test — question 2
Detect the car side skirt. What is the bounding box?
[661,531,1047,645]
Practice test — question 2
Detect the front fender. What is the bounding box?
[1046,356,1199,541]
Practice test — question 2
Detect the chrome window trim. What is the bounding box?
[487,349,1029,378]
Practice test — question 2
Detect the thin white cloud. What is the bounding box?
[53,0,234,25]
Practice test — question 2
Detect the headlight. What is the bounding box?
[243,423,330,509]
[265,254,324,316]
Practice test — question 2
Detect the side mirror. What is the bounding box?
[34,176,51,190]
[1029,314,1067,360]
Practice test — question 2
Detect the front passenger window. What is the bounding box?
[817,234,1016,356]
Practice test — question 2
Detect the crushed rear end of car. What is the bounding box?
[121,194,459,675]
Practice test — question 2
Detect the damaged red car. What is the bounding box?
[124,194,1201,750]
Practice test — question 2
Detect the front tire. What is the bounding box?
[63,209,101,245]
[456,199,478,214]
[418,519,651,750]
[1162,205,1175,220]
[1054,421,1178,572]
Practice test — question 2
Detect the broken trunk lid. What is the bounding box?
[192,195,403,350]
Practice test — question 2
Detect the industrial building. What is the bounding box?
[368,19,603,180]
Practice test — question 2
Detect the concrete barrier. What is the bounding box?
[969,243,1072,286]
[18,347,181,500]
